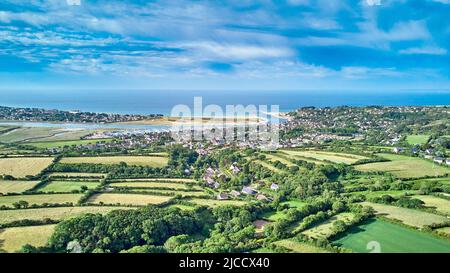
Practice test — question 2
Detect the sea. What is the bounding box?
[0,89,449,130]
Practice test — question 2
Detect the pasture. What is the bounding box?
[49,172,106,178]
[274,239,331,253]
[302,213,355,239]
[25,139,112,149]
[0,157,54,178]
[355,153,450,178]
[110,178,196,183]
[60,155,168,167]
[0,206,134,224]
[406,135,430,145]
[110,181,201,191]
[38,181,100,193]
[362,202,448,228]
[0,127,91,143]
[0,225,55,253]
[0,180,40,194]
[128,189,209,197]
[87,193,172,206]
[280,150,368,164]
[0,194,82,208]
[264,153,297,167]
[333,219,450,253]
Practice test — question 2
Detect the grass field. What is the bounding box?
[111,181,201,191]
[110,178,196,183]
[0,157,54,178]
[25,139,113,149]
[302,213,355,239]
[274,239,331,253]
[262,210,286,221]
[436,227,450,236]
[280,200,306,209]
[49,172,106,178]
[406,135,430,145]
[87,193,172,206]
[253,159,285,173]
[412,195,450,215]
[0,206,134,224]
[188,198,247,208]
[264,153,297,167]
[0,194,82,208]
[355,153,450,178]
[362,202,448,228]
[0,224,55,253]
[60,156,168,167]
[278,150,326,165]
[280,150,368,164]
[333,219,450,253]
[348,190,418,199]
[128,189,209,197]
[0,180,40,194]
[38,181,100,193]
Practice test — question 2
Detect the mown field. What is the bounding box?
[355,153,450,178]
[0,180,40,194]
[0,206,134,224]
[0,157,54,178]
[38,181,100,193]
[362,202,448,228]
[0,194,82,208]
[333,219,450,253]
[49,172,106,178]
[273,239,331,253]
[302,213,355,239]
[127,188,209,197]
[60,155,168,167]
[280,150,368,164]
[406,134,430,145]
[110,178,195,183]
[110,181,201,191]
[0,224,55,253]
[87,193,172,206]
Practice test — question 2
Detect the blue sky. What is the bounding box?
[0,0,449,91]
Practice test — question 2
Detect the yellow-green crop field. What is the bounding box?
[110,178,196,183]
[0,157,54,178]
[280,150,368,164]
[60,155,168,167]
[355,154,450,178]
[49,172,106,178]
[128,189,209,197]
[0,206,135,224]
[362,202,448,228]
[0,225,55,253]
[111,181,202,191]
[413,195,450,215]
[187,198,247,208]
[87,193,172,206]
[0,194,82,208]
[0,180,40,194]
[302,212,355,239]
[274,239,331,253]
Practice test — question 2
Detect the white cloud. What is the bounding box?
[399,46,447,55]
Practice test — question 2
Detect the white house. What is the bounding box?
[217,192,229,200]
[446,159,450,166]
[242,186,257,195]
[434,157,445,164]
[270,183,279,191]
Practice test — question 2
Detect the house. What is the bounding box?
[433,157,445,164]
[230,163,241,174]
[217,192,229,200]
[242,186,257,195]
[424,155,433,160]
[411,147,419,154]
[425,149,434,155]
[256,194,269,202]
[270,183,279,191]
[213,182,221,189]
[446,159,450,166]
[393,147,404,153]
[230,190,241,197]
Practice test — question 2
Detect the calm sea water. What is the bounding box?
[0,89,449,115]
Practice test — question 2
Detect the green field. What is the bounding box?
[25,139,113,149]
[49,172,106,178]
[355,153,450,178]
[0,224,55,253]
[274,239,331,253]
[333,219,450,253]
[110,178,196,183]
[87,193,172,206]
[413,195,450,215]
[406,135,430,145]
[0,194,82,208]
[348,190,418,199]
[38,181,100,193]
[362,202,448,228]
[60,155,168,167]
[0,157,54,178]
[302,213,355,239]
[128,188,208,197]
[188,198,248,208]
[0,206,135,224]
[280,150,368,164]
[0,180,40,194]
[280,200,306,209]
[110,181,201,191]
[264,153,297,167]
